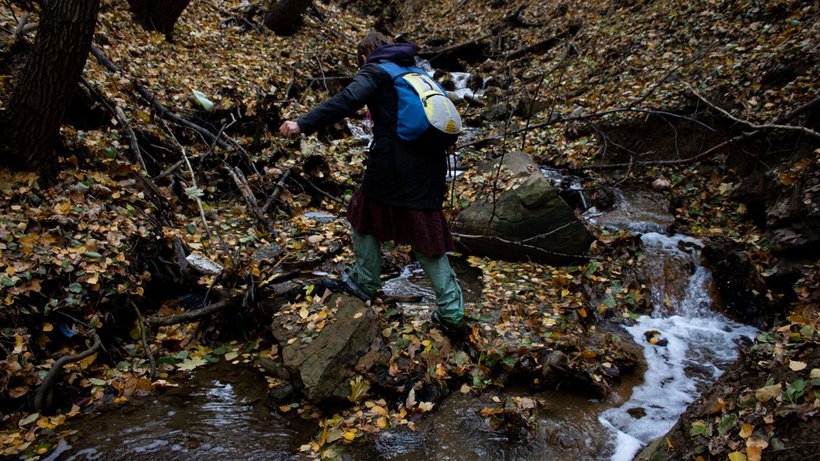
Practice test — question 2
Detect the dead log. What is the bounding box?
[418,33,493,69]
[263,0,312,35]
[126,0,191,35]
[504,22,581,60]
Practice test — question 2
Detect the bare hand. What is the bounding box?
[279,120,302,137]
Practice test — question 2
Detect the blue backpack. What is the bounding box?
[378,62,463,146]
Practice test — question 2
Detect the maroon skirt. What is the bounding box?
[346,188,455,257]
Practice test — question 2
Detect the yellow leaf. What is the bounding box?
[418,401,434,412]
[353,312,363,319]
[299,307,309,319]
[728,451,746,461]
[43,323,53,332]
[376,417,387,429]
[755,384,781,402]
[77,353,97,370]
[342,431,356,441]
[739,423,753,439]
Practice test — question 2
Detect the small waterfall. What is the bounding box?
[599,232,758,461]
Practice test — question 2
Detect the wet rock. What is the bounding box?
[454,152,595,263]
[259,355,290,380]
[702,239,777,328]
[539,350,568,386]
[253,243,282,261]
[267,383,296,402]
[270,294,384,403]
[643,330,668,347]
[481,101,515,121]
[627,407,647,419]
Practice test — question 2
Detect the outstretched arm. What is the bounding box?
[279,63,382,137]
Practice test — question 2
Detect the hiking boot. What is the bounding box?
[340,270,374,302]
[431,310,466,340]
[312,272,373,302]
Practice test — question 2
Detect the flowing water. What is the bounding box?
[599,234,758,460]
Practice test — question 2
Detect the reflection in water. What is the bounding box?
[56,364,310,461]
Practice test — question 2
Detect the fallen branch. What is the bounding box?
[580,130,759,169]
[262,167,291,213]
[90,45,232,150]
[688,84,820,139]
[80,77,147,172]
[146,298,234,326]
[306,179,347,206]
[34,333,102,410]
[418,32,493,61]
[226,165,275,233]
[503,22,581,60]
[457,107,717,150]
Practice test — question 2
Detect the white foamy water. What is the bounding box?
[600,233,758,461]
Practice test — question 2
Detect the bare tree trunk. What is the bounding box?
[0,0,100,174]
[127,0,191,35]
[264,0,312,35]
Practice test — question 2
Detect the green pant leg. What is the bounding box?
[415,251,464,326]
[350,229,382,297]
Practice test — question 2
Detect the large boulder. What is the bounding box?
[453,152,595,263]
[270,294,385,402]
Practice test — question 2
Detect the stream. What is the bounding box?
[48,71,759,460]
[50,197,756,461]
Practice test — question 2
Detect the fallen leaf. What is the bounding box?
[728,451,746,461]
[788,360,807,371]
[754,384,781,403]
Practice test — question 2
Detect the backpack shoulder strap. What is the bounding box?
[377,61,429,80]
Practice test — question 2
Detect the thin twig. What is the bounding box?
[453,232,600,261]
[306,179,347,205]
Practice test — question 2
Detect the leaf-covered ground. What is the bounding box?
[1,0,818,458]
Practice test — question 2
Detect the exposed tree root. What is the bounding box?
[34,333,103,410]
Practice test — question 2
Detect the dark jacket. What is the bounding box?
[297,44,447,210]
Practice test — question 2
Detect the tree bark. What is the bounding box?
[126,0,191,35]
[264,0,312,35]
[0,0,100,173]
